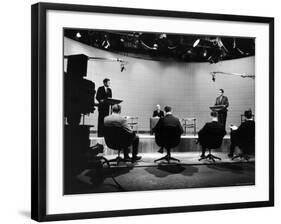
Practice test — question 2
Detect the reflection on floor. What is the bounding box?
[64,152,255,195]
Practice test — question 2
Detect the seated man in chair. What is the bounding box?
[198,111,226,160]
[228,109,255,159]
[104,104,141,162]
[153,106,184,162]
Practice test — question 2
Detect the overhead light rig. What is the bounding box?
[64,29,255,63]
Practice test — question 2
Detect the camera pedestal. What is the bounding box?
[64,125,93,193]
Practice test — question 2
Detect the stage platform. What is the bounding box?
[90,134,232,156]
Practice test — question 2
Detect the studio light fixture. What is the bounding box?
[120,63,126,72]
[208,55,220,64]
[193,38,212,47]
[233,39,246,55]
[203,49,208,57]
[193,39,200,47]
[140,40,158,50]
[76,32,82,38]
[102,34,111,49]
[102,40,110,49]
[193,38,216,49]
[159,33,167,39]
[186,49,193,54]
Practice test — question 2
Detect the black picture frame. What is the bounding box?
[31,2,274,222]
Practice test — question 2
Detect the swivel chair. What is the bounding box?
[231,153,250,161]
[103,126,134,165]
[232,121,255,161]
[154,126,181,163]
[231,139,254,161]
[198,129,224,162]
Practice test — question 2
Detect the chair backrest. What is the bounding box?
[199,125,225,149]
[155,125,181,149]
[238,121,255,152]
[103,126,133,150]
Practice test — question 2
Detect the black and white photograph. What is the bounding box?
[30,2,274,221]
[1,0,279,223]
[63,28,256,194]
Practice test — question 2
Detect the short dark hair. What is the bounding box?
[244,109,253,119]
[103,78,110,84]
[210,111,218,118]
[164,106,172,113]
[112,104,121,113]
[219,88,224,93]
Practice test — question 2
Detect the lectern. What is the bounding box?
[102,98,123,114]
[209,105,225,112]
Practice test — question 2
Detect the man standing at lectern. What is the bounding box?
[96,78,112,137]
[214,89,229,129]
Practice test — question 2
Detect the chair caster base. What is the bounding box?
[154,154,180,163]
[231,154,250,161]
[199,153,221,162]
[106,156,131,166]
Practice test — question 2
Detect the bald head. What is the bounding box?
[112,104,121,113]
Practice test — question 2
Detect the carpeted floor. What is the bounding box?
[64,152,255,195]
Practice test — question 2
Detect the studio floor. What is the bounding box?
[65,152,255,195]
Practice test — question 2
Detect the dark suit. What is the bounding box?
[153,110,164,118]
[215,95,229,129]
[230,120,255,156]
[104,114,139,158]
[198,121,226,156]
[96,86,112,137]
[153,114,184,147]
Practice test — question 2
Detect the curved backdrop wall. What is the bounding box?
[64,37,255,132]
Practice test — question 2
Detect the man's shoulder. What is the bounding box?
[104,114,113,122]
[241,120,255,127]
[164,114,180,123]
[207,121,222,128]
[173,115,181,122]
[213,121,224,127]
[106,114,122,119]
[174,115,181,121]
[104,114,115,120]
[216,96,222,100]
[104,114,125,124]
[97,86,103,91]
[204,122,213,128]
[167,114,177,118]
